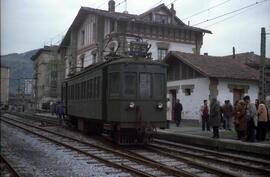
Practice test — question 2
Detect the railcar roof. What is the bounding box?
[64,57,165,81]
[108,57,165,65]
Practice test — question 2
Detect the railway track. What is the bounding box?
[6,112,58,126]
[0,154,22,177]
[2,114,269,177]
[140,139,270,177]
[1,116,197,177]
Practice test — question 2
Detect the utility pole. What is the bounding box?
[259,27,266,101]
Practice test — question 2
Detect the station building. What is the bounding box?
[164,51,261,120]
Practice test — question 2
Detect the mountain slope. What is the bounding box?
[1,49,38,95]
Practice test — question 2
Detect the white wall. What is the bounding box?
[217,79,259,104]
[77,15,97,50]
[146,39,195,60]
[167,78,210,120]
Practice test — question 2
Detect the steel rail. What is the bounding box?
[1,116,196,177]
[149,143,270,175]
[131,146,239,177]
[0,153,22,177]
[154,139,270,167]
[1,117,155,177]
[7,112,58,125]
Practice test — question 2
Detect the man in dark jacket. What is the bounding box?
[244,95,257,142]
[222,100,233,130]
[174,99,183,127]
[209,98,221,138]
[56,101,65,125]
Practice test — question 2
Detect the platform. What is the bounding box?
[156,121,270,157]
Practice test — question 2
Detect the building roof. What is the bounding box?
[59,4,211,50]
[31,46,58,61]
[224,52,270,67]
[164,51,259,81]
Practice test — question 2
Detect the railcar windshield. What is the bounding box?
[109,72,120,97]
[153,74,164,99]
[124,73,137,97]
[139,73,151,98]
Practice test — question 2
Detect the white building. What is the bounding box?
[58,0,211,78]
[164,51,259,120]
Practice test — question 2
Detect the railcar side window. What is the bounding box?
[93,78,97,98]
[90,79,93,98]
[71,85,74,100]
[77,84,80,100]
[124,73,136,97]
[153,74,164,98]
[86,80,90,99]
[139,73,151,98]
[97,77,100,98]
[109,72,120,97]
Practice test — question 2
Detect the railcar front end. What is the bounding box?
[104,59,167,144]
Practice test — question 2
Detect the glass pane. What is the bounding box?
[90,79,93,98]
[139,73,151,98]
[97,77,100,98]
[93,78,96,98]
[153,74,164,98]
[124,73,136,97]
[109,73,120,97]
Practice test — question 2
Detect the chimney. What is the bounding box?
[170,4,176,15]
[108,0,115,12]
[204,53,208,56]
[232,47,235,59]
[170,3,176,24]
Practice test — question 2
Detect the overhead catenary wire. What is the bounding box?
[193,0,270,26]
[96,0,109,9]
[203,4,259,28]
[182,0,231,20]
[151,0,163,8]
[166,0,178,7]
[115,0,126,7]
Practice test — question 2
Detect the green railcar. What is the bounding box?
[62,36,167,145]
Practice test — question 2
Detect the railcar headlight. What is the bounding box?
[157,103,163,109]
[129,102,135,109]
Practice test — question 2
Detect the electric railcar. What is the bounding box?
[62,36,167,145]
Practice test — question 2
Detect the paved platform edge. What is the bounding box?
[156,131,270,156]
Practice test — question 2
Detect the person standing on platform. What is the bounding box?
[56,101,65,125]
[200,100,210,131]
[166,98,172,129]
[257,100,268,141]
[209,98,221,138]
[234,100,247,140]
[174,99,183,127]
[243,95,257,142]
[222,100,233,130]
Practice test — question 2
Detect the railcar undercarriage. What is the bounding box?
[65,116,157,145]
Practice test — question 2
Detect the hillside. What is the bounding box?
[1,49,38,94]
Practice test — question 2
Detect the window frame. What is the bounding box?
[123,72,137,98]
[109,72,121,98]
[157,48,168,60]
[139,73,152,99]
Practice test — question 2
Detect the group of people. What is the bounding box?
[200,95,269,141]
[166,99,183,128]
[167,96,269,142]
[50,101,65,125]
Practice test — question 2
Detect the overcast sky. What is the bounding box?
[1,0,270,57]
